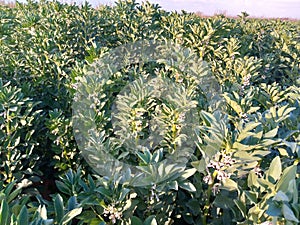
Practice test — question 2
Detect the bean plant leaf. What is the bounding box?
[144,215,157,225]
[130,216,143,225]
[221,178,238,191]
[267,156,282,183]
[0,200,9,225]
[282,204,299,223]
[276,165,297,192]
[17,205,28,225]
[54,194,64,223]
[61,207,82,225]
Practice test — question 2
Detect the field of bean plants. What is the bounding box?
[0,0,299,224]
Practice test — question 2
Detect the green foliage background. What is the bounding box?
[0,0,299,224]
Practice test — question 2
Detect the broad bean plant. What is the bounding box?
[0,0,299,224]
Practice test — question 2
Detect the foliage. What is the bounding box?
[0,180,82,225]
[0,0,299,224]
[0,79,41,185]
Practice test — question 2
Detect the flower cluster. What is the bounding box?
[242,74,251,87]
[240,112,250,122]
[203,151,236,195]
[178,113,185,123]
[103,204,122,224]
[150,184,160,203]
[252,165,263,178]
[130,108,148,133]
[174,73,184,83]
[239,74,251,96]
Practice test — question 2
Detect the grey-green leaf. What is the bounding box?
[268,156,282,183]
[179,182,196,192]
[54,194,64,223]
[61,208,82,225]
[282,204,299,222]
[17,205,28,225]
[0,200,10,225]
[276,165,296,192]
[144,215,157,225]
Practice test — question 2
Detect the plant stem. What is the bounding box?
[202,170,217,225]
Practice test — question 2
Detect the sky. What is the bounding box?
[10,0,300,19]
[88,0,300,19]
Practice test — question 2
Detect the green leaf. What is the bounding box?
[276,165,296,192]
[54,194,64,223]
[0,200,10,225]
[248,171,259,188]
[276,106,295,123]
[7,188,22,204]
[67,196,77,211]
[240,122,261,133]
[144,215,157,225]
[214,195,235,209]
[44,219,54,225]
[95,187,112,199]
[9,106,18,112]
[260,139,279,146]
[191,159,206,173]
[17,205,28,225]
[167,180,178,191]
[0,194,5,202]
[91,220,105,225]
[237,122,261,142]
[282,204,299,223]
[118,188,130,202]
[130,216,143,225]
[186,199,201,216]
[266,202,281,217]
[180,168,197,180]
[267,156,282,183]
[232,142,256,151]
[179,182,196,192]
[273,191,289,202]
[277,147,289,156]
[61,208,82,225]
[151,149,162,163]
[4,181,17,197]
[234,199,246,217]
[283,141,298,154]
[200,110,216,126]
[264,127,278,139]
[235,151,260,161]
[55,181,71,195]
[39,205,47,220]
[244,191,258,204]
[257,178,275,191]
[287,179,298,204]
[221,178,238,191]
[223,93,243,115]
